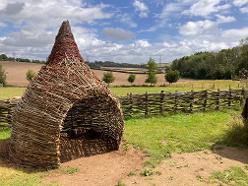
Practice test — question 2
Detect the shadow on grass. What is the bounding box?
[212,115,248,164]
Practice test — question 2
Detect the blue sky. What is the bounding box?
[0,0,248,64]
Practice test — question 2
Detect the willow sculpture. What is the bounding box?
[7,20,124,168]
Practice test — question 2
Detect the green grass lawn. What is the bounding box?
[0,87,26,100]
[124,111,235,167]
[0,80,245,99]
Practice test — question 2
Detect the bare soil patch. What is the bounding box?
[44,145,144,186]
[44,145,248,186]
[122,146,248,186]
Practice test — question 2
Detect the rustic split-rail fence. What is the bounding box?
[0,88,246,129]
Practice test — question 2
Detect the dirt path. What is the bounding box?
[45,145,248,186]
[45,145,144,186]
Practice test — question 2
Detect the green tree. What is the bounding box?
[128,74,136,85]
[145,58,157,85]
[26,70,36,81]
[102,72,115,86]
[0,54,8,61]
[165,70,180,84]
[0,64,6,86]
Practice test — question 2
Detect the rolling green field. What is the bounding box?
[0,80,245,99]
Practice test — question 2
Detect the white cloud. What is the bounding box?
[222,27,248,39]
[103,28,135,41]
[240,6,248,13]
[216,15,236,23]
[133,0,149,18]
[179,20,217,36]
[232,0,248,13]
[184,0,230,17]
[0,0,113,59]
[117,13,137,28]
[134,40,150,48]
[159,3,183,19]
[233,0,248,7]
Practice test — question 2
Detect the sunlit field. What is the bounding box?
[0,80,245,99]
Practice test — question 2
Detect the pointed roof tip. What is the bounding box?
[56,20,73,40]
[47,20,84,65]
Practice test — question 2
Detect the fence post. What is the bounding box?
[241,87,246,106]
[216,89,220,110]
[228,87,232,108]
[174,91,178,112]
[160,90,165,115]
[190,90,194,113]
[129,93,133,117]
[203,90,208,111]
[145,92,149,117]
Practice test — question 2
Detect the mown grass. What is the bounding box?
[0,80,245,99]
[0,128,11,140]
[0,87,25,100]
[124,111,235,167]
[209,166,248,186]
[0,168,58,186]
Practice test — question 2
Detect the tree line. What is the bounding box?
[171,38,248,80]
[0,54,45,63]
[0,54,147,69]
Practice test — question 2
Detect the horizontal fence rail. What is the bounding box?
[0,88,246,128]
[119,88,246,118]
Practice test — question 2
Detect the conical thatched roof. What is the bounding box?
[8,21,124,168]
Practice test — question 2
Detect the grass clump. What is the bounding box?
[60,166,80,175]
[219,114,248,147]
[0,128,11,140]
[140,169,154,177]
[210,166,248,186]
[116,180,126,186]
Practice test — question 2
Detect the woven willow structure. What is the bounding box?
[8,21,124,168]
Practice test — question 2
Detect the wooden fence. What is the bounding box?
[0,99,19,128]
[119,88,246,118]
[0,89,246,128]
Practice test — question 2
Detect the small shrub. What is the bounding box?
[0,64,7,87]
[145,58,157,85]
[127,74,136,85]
[102,72,115,86]
[26,70,36,81]
[165,70,180,84]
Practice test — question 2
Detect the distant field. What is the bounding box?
[0,61,168,86]
[0,79,244,100]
